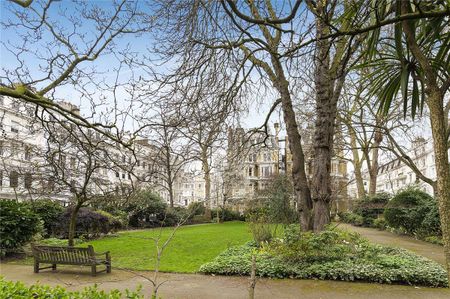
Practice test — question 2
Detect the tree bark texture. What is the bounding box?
[68,202,82,247]
[272,57,313,231]
[349,127,366,199]
[368,126,382,195]
[311,11,335,232]
[428,90,450,283]
[202,148,212,219]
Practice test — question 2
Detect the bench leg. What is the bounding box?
[106,252,111,273]
[52,264,57,271]
[34,262,39,273]
[91,265,97,276]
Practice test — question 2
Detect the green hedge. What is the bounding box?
[200,227,448,287]
[338,212,363,226]
[384,188,440,236]
[29,199,64,237]
[0,200,42,257]
[211,208,245,222]
[0,277,143,298]
[354,193,390,227]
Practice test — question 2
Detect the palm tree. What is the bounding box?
[362,0,450,282]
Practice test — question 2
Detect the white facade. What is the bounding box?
[348,138,442,198]
[0,95,170,203]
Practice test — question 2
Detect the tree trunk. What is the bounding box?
[68,202,82,246]
[428,90,450,283]
[399,2,450,280]
[349,127,366,199]
[168,179,174,208]
[271,58,313,231]
[202,148,212,219]
[310,4,340,232]
[248,255,256,299]
[311,57,334,231]
[313,197,330,231]
[368,127,382,195]
[165,145,174,208]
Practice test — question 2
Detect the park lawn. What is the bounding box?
[82,221,252,273]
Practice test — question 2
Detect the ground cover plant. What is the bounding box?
[0,277,143,299]
[200,225,448,287]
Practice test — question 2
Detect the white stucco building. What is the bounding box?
[348,137,443,198]
[0,95,170,203]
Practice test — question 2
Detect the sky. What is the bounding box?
[0,0,286,133]
[1,0,437,178]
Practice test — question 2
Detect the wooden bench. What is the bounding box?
[31,244,111,276]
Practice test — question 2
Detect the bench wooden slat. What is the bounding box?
[31,244,111,276]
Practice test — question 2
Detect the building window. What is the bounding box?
[137,160,140,167]
[248,167,253,177]
[24,173,32,189]
[24,146,31,161]
[116,172,119,178]
[11,100,20,110]
[11,121,19,133]
[262,166,273,177]
[48,177,55,191]
[0,171,2,188]
[0,141,3,156]
[10,171,18,188]
[59,154,66,168]
[70,180,76,193]
[122,173,125,179]
[128,173,131,180]
[70,157,76,169]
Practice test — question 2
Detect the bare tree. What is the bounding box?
[0,0,148,143]
[143,106,193,208]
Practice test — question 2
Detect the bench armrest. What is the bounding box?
[94,251,110,255]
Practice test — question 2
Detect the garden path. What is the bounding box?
[1,263,449,299]
[338,223,446,265]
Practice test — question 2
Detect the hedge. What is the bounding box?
[0,277,143,299]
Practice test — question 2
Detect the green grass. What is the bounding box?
[82,221,251,273]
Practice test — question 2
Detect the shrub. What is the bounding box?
[54,208,110,239]
[274,225,367,263]
[384,187,437,235]
[247,212,274,243]
[28,199,64,237]
[372,217,387,230]
[161,207,191,226]
[125,191,167,228]
[211,208,244,222]
[419,201,442,237]
[339,212,364,226]
[354,193,390,227]
[188,202,206,216]
[200,228,448,287]
[251,175,298,225]
[0,277,143,298]
[423,236,443,246]
[96,210,125,233]
[0,200,42,257]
